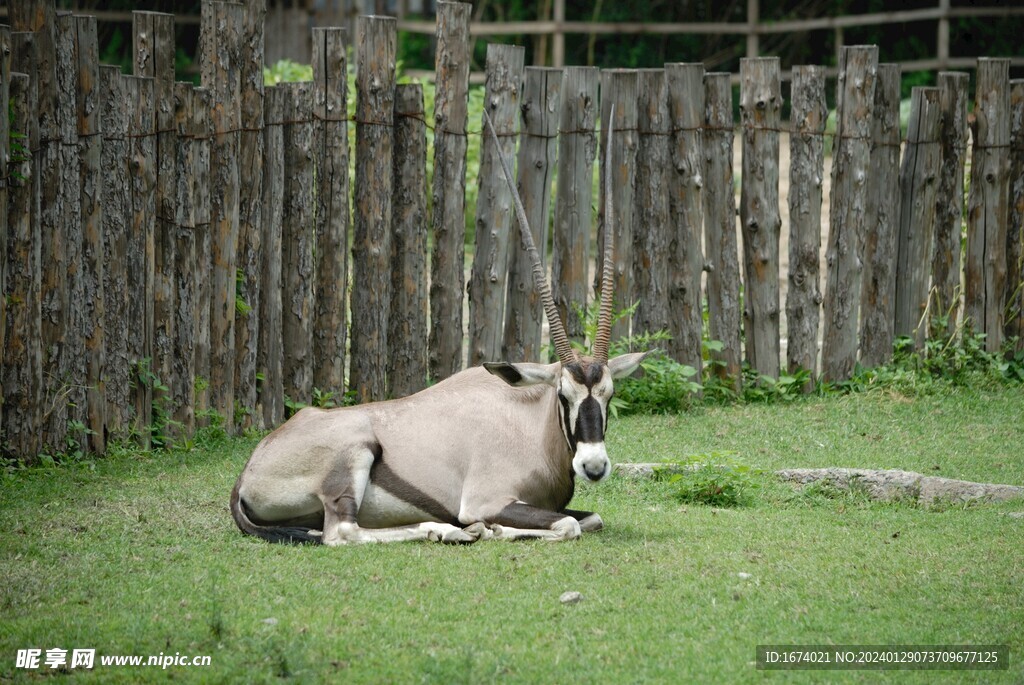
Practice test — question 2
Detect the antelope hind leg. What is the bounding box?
[318,446,486,545]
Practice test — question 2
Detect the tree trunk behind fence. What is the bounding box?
[235,0,266,428]
[821,45,878,382]
[895,87,942,347]
[312,27,349,400]
[598,69,639,343]
[259,85,285,427]
[100,65,130,438]
[389,84,429,397]
[173,83,197,439]
[552,66,598,348]
[933,72,969,339]
[134,11,175,439]
[966,58,1011,352]
[1008,80,1024,350]
[201,1,243,433]
[429,1,471,382]
[859,63,902,368]
[351,16,396,402]
[504,67,561,363]
[468,44,525,368]
[786,65,826,387]
[3,71,42,458]
[127,75,156,446]
[666,63,705,376]
[632,68,671,339]
[703,73,742,390]
[193,87,213,428]
[739,57,782,380]
[75,16,105,453]
[281,83,314,406]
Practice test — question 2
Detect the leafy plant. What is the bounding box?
[283,387,343,418]
[653,452,761,508]
[133,358,183,450]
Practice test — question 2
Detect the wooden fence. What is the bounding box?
[1,0,1023,460]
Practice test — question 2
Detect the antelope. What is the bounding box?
[230,109,649,544]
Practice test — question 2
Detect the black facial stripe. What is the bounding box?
[558,394,577,453]
[575,396,605,445]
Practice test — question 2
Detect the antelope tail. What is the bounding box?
[230,478,322,545]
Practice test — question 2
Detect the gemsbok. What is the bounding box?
[230,109,649,544]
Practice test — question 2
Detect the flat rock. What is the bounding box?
[775,468,1024,506]
[615,462,695,477]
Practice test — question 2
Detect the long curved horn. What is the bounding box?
[482,108,577,366]
[593,106,616,364]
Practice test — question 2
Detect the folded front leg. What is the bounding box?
[486,502,582,541]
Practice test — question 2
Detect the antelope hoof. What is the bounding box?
[440,524,482,545]
[551,516,582,541]
[579,513,604,533]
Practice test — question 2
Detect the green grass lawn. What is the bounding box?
[1,385,1022,683]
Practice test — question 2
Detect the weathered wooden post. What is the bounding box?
[200,0,243,432]
[552,66,598,347]
[389,83,429,397]
[786,65,826,387]
[75,15,105,452]
[134,11,175,437]
[234,0,266,427]
[703,72,742,390]
[932,71,969,339]
[99,65,130,437]
[312,27,349,400]
[1008,80,1024,349]
[126,74,156,446]
[468,43,525,367]
[258,85,285,427]
[966,58,1011,352]
[429,1,471,381]
[504,66,561,363]
[858,63,902,368]
[739,57,782,380]
[821,45,877,382]
[598,69,639,342]
[3,70,43,458]
[281,82,314,406]
[666,62,705,375]
[350,15,396,402]
[34,12,82,450]
[173,83,198,439]
[193,87,213,428]
[632,68,671,338]
[895,87,942,347]
[0,27,9,414]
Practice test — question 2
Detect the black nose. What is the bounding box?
[584,464,605,481]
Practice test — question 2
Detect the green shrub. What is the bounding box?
[653,453,761,508]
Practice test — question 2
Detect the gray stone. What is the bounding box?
[559,591,583,605]
[775,468,1024,506]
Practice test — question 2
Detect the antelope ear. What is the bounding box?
[607,351,654,379]
[484,362,561,387]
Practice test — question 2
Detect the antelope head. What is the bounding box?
[481,108,649,483]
